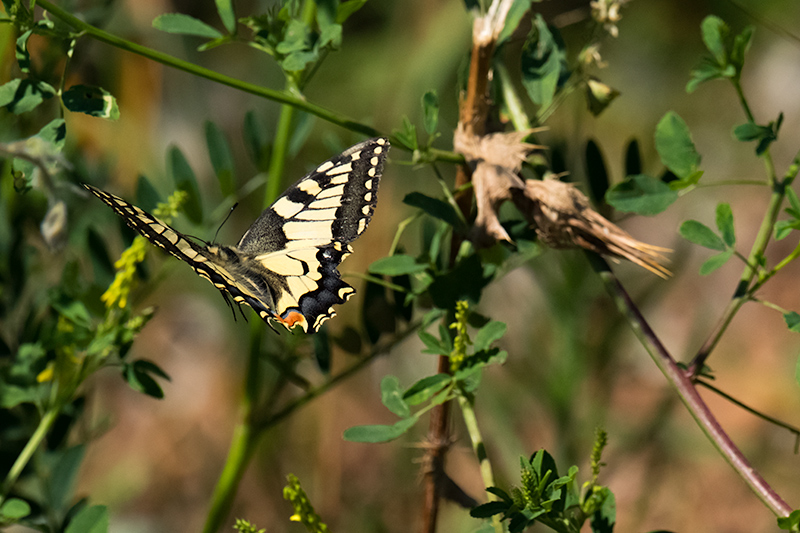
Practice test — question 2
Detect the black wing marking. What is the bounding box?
[236,137,388,332]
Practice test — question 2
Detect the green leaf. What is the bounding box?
[403,373,452,405]
[125,359,170,398]
[380,375,410,418]
[0,498,31,520]
[784,312,800,333]
[369,254,428,276]
[0,78,56,114]
[152,13,223,38]
[243,111,269,168]
[497,0,533,46]
[715,203,735,247]
[521,15,566,110]
[590,489,616,533]
[48,446,86,512]
[136,174,162,213]
[168,146,203,224]
[655,112,701,180]
[392,116,418,151]
[701,16,729,66]
[282,50,317,72]
[65,505,109,533]
[699,249,733,275]
[777,509,800,530]
[733,122,770,142]
[205,121,236,196]
[15,29,33,72]
[336,0,368,23]
[686,59,729,93]
[418,330,448,355]
[343,416,418,443]
[605,174,678,215]
[422,90,439,135]
[214,0,236,33]
[62,85,120,120]
[679,220,725,251]
[474,321,507,352]
[429,254,490,310]
[731,25,754,70]
[470,500,511,518]
[403,192,463,229]
[774,219,800,241]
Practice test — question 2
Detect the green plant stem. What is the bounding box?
[36,0,375,136]
[35,0,467,165]
[495,62,531,131]
[697,380,800,439]
[0,408,58,504]
[688,173,783,375]
[204,76,302,530]
[733,79,755,123]
[265,104,296,206]
[457,392,502,533]
[202,421,260,533]
[587,252,792,518]
[253,320,422,431]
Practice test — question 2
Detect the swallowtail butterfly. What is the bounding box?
[84,137,389,333]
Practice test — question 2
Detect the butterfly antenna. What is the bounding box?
[214,202,238,243]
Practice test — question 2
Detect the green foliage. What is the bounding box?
[654,111,703,187]
[734,113,782,156]
[345,302,507,443]
[471,440,615,533]
[64,505,109,533]
[605,174,677,215]
[679,203,737,275]
[521,14,568,111]
[687,16,753,92]
[152,13,224,39]
[777,509,800,531]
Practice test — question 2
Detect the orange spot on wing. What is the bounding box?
[278,311,307,330]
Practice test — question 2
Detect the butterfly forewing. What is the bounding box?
[83,137,389,334]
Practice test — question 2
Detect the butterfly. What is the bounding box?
[84,137,389,333]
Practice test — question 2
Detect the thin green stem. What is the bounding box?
[457,391,502,533]
[202,421,260,533]
[733,79,755,124]
[587,252,791,518]
[0,408,59,504]
[36,0,377,137]
[689,169,785,374]
[698,380,800,438]
[495,62,531,131]
[36,0,468,165]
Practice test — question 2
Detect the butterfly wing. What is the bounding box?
[235,137,388,332]
[83,137,389,334]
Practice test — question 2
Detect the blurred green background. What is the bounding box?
[4,0,800,531]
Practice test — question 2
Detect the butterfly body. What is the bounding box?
[84,137,389,333]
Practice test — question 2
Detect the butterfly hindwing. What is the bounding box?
[83,137,389,333]
[237,137,388,332]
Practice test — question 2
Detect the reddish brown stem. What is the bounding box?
[588,252,792,518]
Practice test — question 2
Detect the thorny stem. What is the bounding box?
[587,253,792,518]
